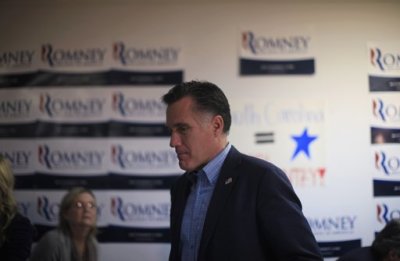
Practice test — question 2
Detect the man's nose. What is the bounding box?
[169,132,180,148]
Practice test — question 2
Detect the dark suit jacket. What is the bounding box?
[169,146,322,261]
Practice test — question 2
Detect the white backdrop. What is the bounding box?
[1,1,400,260]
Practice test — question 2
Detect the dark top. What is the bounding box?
[0,212,35,261]
[337,247,378,261]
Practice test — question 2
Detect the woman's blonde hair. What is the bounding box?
[0,156,17,244]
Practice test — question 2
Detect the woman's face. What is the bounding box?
[65,192,97,229]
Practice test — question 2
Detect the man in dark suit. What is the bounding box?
[162,80,322,261]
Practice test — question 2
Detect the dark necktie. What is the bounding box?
[187,171,198,186]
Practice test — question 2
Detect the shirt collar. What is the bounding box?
[202,143,231,185]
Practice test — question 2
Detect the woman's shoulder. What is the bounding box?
[7,212,34,236]
[37,229,68,245]
[1,213,35,261]
[9,212,32,227]
[30,229,71,261]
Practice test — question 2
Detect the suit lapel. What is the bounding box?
[172,173,192,248]
[199,146,242,256]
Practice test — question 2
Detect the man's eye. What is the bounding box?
[178,126,188,133]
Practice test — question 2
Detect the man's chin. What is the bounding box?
[179,162,191,172]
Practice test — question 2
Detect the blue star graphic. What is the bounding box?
[291,128,318,160]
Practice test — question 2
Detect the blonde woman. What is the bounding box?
[31,187,98,261]
[0,156,34,260]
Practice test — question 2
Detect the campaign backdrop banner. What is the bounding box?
[0,39,184,243]
[368,42,400,235]
[368,42,400,92]
[239,26,315,75]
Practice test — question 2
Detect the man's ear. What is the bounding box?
[212,115,224,136]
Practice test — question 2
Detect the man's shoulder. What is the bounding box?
[231,148,282,173]
[226,146,287,181]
